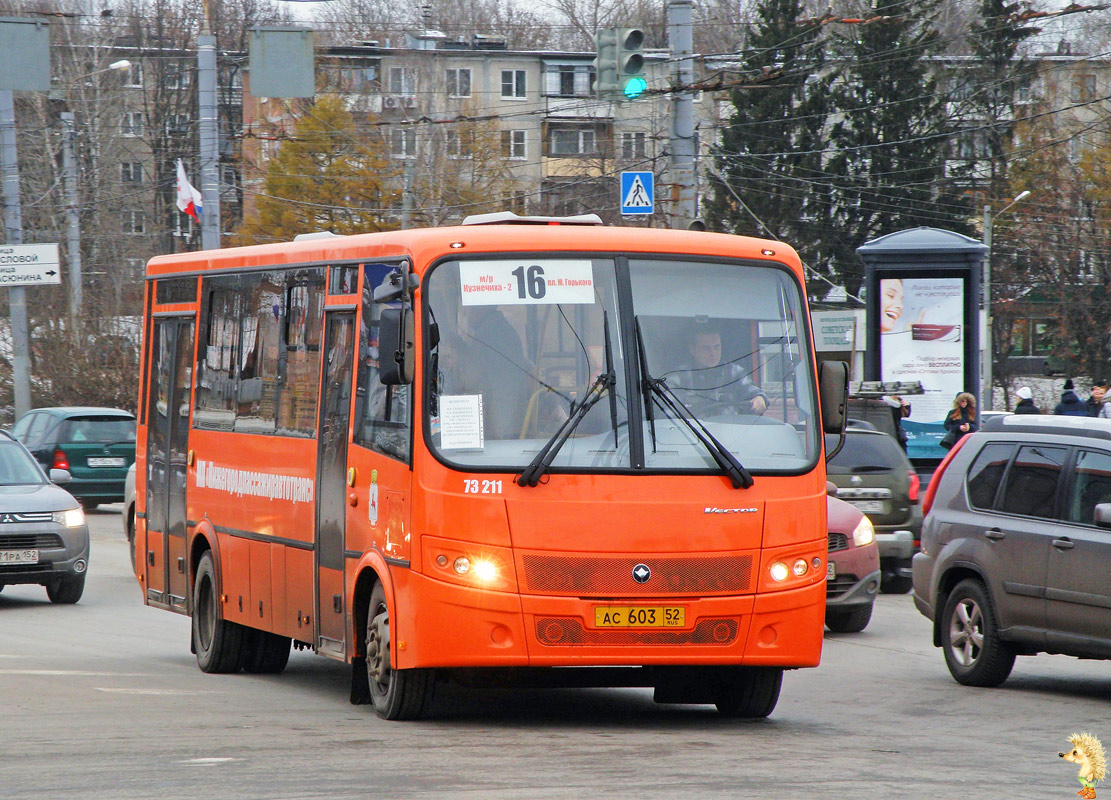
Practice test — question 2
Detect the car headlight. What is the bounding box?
[53,507,86,528]
[852,515,875,547]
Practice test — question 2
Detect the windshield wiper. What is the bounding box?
[634,317,658,453]
[633,316,753,489]
[518,311,617,487]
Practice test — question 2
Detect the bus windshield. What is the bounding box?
[424,256,818,474]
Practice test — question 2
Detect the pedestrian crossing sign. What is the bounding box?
[620,171,654,215]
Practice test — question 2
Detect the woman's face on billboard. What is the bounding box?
[880,279,904,332]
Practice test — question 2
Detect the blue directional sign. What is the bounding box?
[620,171,654,215]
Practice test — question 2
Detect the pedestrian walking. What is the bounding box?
[1054,379,1089,417]
[940,392,977,449]
[1013,386,1040,415]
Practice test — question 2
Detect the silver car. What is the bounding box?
[0,430,89,603]
[913,414,1111,687]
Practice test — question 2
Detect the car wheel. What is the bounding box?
[713,666,783,718]
[881,574,913,594]
[80,501,99,512]
[365,581,435,720]
[825,604,873,633]
[192,550,246,673]
[941,578,1016,687]
[46,574,85,604]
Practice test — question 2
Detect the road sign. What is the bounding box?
[0,243,61,286]
[620,171,653,215]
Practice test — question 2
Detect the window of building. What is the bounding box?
[501,69,526,98]
[446,129,472,159]
[125,62,143,87]
[124,210,146,233]
[166,114,191,136]
[391,128,417,158]
[1071,73,1097,103]
[121,112,143,137]
[1033,321,1052,353]
[549,126,598,156]
[621,132,646,161]
[162,65,188,90]
[502,129,526,159]
[121,161,143,183]
[544,65,593,97]
[389,66,416,95]
[446,68,471,98]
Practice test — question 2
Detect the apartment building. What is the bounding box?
[240,31,699,227]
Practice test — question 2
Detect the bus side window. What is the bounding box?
[353,266,411,463]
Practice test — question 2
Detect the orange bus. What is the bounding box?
[133,213,847,719]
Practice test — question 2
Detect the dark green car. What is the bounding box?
[11,407,136,510]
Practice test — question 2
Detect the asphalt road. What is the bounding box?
[2,507,1110,799]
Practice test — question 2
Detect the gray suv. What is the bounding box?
[913,415,1111,686]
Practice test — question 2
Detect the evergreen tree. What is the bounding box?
[823,0,971,296]
[962,0,1040,197]
[706,0,831,270]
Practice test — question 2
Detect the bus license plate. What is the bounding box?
[88,457,126,467]
[594,606,685,628]
[0,549,38,565]
[827,562,836,580]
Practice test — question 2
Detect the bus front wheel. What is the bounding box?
[365,582,435,720]
[192,550,245,673]
[713,666,783,718]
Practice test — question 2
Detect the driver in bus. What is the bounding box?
[668,324,767,417]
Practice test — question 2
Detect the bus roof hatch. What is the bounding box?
[461,212,604,226]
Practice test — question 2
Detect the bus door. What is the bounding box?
[145,316,194,610]
[315,311,355,657]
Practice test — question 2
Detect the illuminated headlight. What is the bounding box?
[852,516,876,547]
[472,560,498,583]
[769,561,789,582]
[53,508,86,528]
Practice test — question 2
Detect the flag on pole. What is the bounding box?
[175,159,203,222]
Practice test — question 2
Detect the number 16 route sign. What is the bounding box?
[620,171,654,215]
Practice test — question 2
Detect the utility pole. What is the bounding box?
[60,111,82,321]
[198,9,222,250]
[667,0,697,229]
[982,203,993,412]
[1,89,32,418]
[400,158,414,229]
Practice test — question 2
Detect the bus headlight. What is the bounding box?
[852,516,876,547]
[453,556,499,584]
[53,507,86,528]
[769,561,789,582]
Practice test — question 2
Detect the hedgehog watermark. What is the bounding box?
[1061,733,1107,799]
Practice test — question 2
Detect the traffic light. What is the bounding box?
[616,28,646,99]
[593,28,619,99]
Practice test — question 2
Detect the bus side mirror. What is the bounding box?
[819,360,848,435]
[378,308,414,385]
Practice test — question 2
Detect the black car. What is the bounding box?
[0,431,89,603]
[10,407,136,510]
[826,425,922,593]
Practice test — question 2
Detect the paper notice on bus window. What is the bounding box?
[439,394,484,449]
[459,260,595,306]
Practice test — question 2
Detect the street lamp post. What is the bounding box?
[60,59,131,322]
[982,189,1032,411]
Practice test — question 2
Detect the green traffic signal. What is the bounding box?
[623,76,648,99]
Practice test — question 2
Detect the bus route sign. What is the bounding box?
[0,244,61,286]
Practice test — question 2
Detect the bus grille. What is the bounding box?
[521,554,753,596]
[535,617,738,646]
[828,533,848,552]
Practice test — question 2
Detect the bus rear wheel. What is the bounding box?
[713,667,783,718]
[192,550,245,673]
[365,582,435,720]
